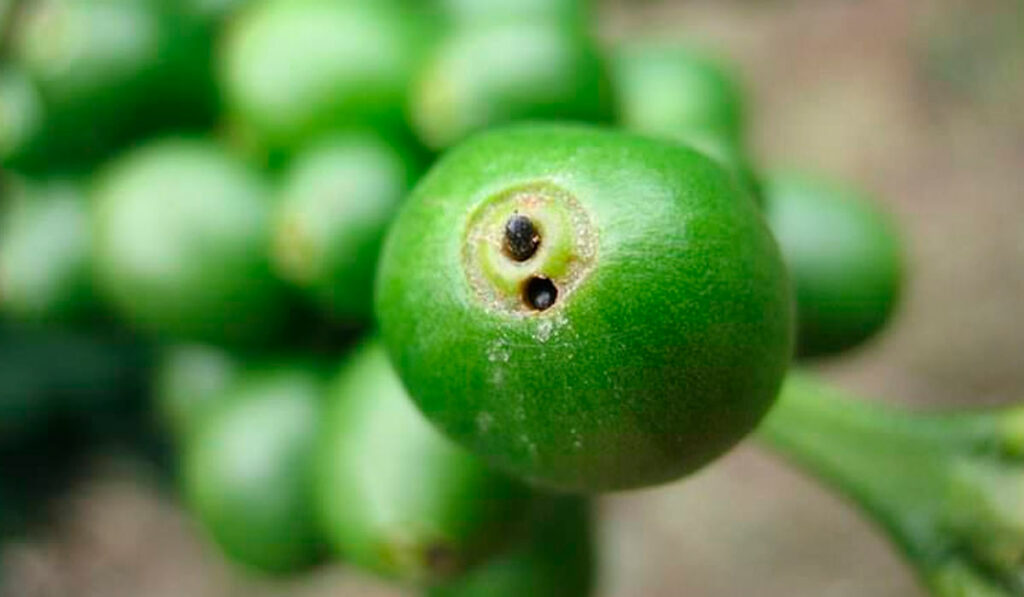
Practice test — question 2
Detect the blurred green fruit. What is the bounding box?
[316,340,534,583]
[221,0,427,152]
[0,68,47,169]
[10,0,216,169]
[611,43,759,200]
[410,20,614,150]
[153,344,242,440]
[271,133,418,324]
[612,43,747,147]
[439,0,588,27]
[0,177,96,323]
[764,171,904,357]
[182,364,324,573]
[429,497,595,597]
[92,138,287,345]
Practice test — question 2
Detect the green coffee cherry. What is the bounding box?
[10,0,216,168]
[611,43,759,201]
[376,124,793,492]
[182,364,324,574]
[439,0,588,27]
[271,133,418,324]
[316,340,534,584]
[410,21,614,150]
[763,171,904,357]
[429,496,595,597]
[0,177,96,323]
[92,138,287,345]
[0,68,47,169]
[612,43,747,145]
[153,344,242,440]
[221,0,426,152]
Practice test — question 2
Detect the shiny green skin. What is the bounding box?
[764,172,904,357]
[271,134,417,324]
[221,0,426,153]
[316,340,533,584]
[9,0,215,169]
[153,344,242,440]
[182,365,324,573]
[0,177,96,323]
[429,496,595,597]
[92,138,287,345]
[611,43,760,201]
[376,124,793,492]
[410,20,614,150]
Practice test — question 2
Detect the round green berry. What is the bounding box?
[612,43,747,146]
[316,340,533,583]
[429,496,595,597]
[410,20,613,150]
[0,177,96,323]
[376,124,792,492]
[0,68,47,170]
[220,0,426,152]
[153,344,242,440]
[92,138,287,345]
[271,133,418,324]
[11,0,215,166]
[611,43,760,201]
[764,171,904,357]
[181,364,324,573]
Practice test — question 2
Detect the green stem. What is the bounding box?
[756,372,1024,596]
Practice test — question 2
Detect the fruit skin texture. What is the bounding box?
[315,340,533,584]
[92,138,286,345]
[410,20,614,151]
[220,0,426,153]
[429,496,595,597]
[764,171,903,358]
[0,177,96,323]
[376,124,793,492]
[271,133,418,324]
[182,364,324,574]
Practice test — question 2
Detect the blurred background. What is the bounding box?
[1,0,1023,595]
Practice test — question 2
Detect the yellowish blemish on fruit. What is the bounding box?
[463,182,596,315]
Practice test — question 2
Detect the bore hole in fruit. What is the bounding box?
[503,214,540,262]
[524,276,558,311]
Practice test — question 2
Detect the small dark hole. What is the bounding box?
[503,214,540,262]
[524,276,558,311]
